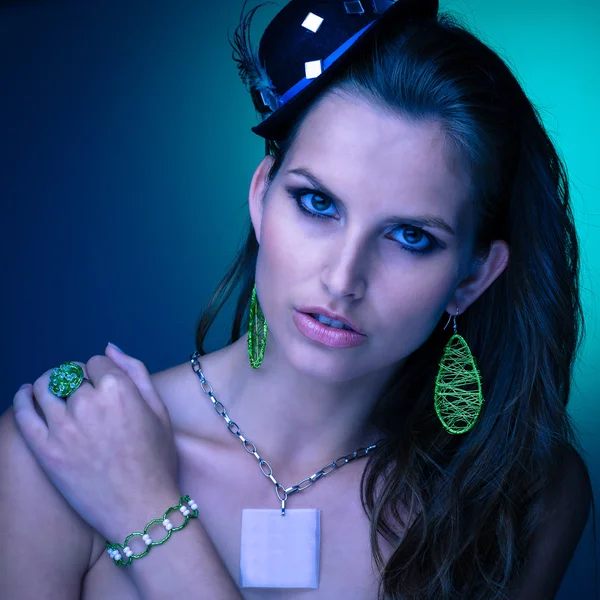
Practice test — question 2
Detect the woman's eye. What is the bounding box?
[390,226,436,254]
[288,188,338,219]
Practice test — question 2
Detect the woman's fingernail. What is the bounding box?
[108,342,125,353]
[18,384,29,391]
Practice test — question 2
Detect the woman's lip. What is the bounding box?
[292,310,367,348]
[296,305,363,334]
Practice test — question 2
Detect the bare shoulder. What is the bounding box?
[547,445,592,509]
[150,359,196,400]
[506,445,592,600]
[149,348,229,439]
[539,445,592,530]
[150,360,206,436]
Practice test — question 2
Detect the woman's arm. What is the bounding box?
[0,407,95,599]
[506,446,592,599]
[10,349,245,600]
[112,490,244,600]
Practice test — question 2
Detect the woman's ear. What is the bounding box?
[447,239,510,313]
[248,155,275,245]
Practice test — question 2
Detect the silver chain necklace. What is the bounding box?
[189,350,378,515]
[190,350,380,589]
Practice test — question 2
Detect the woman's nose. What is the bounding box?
[321,238,367,300]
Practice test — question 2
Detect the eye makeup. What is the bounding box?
[285,185,441,256]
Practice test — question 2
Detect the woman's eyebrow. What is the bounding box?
[286,167,456,236]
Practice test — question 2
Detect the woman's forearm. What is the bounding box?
[126,517,243,600]
[106,491,243,600]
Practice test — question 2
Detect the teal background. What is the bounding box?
[1,0,598,595]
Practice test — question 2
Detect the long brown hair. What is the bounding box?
[194,5,596,598]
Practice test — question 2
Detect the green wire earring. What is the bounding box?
[248,283,268,369]
[433,308,484,435]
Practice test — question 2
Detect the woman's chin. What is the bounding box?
[285,343,365,383]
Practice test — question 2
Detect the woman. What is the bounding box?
[1,0,594,598]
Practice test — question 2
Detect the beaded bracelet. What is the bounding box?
[105,494,199,566]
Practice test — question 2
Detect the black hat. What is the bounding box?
[250,0,439,139]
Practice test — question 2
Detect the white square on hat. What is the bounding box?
[301,12,324,33]
[305,59,323,79]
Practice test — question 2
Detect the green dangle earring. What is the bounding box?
[433,308,484,435]
[248,284,268,369]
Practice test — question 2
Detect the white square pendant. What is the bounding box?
[239,508,321,588]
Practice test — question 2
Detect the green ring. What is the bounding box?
[48,362,85,398]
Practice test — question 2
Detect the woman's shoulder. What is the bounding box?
[506,444,592,598]
[149,348,230,441]
[545,444,592,516]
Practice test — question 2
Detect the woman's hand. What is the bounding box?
[12,344,180,542]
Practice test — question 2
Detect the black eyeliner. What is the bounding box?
[287,186,333,220]
[286,185,439,256]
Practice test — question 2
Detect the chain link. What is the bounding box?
[190,351,378,512]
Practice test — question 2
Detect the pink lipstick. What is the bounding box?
[292,310,367,348]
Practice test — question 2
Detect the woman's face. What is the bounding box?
[249,91,479,383]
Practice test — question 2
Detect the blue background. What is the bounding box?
[1,0,598,596]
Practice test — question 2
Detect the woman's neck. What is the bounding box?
[205,334,394,479]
